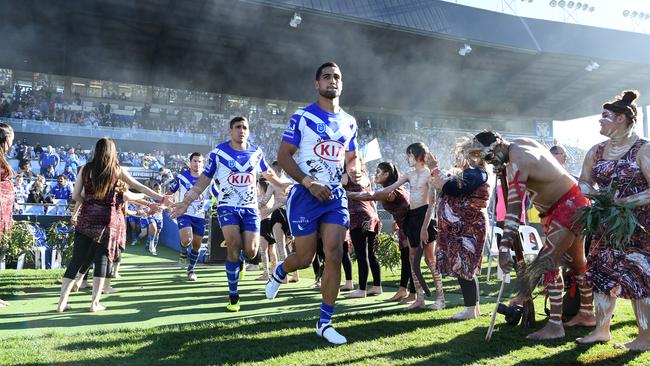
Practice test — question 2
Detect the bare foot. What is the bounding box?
[102,287,119,294]
[475,305,481,317]
[79,281,89,289]
[427,299,446,311]
[389,291,408,302]
[71,281,81,293]
[340,283,354,292]
[90,303,107,312]
[526,321,565,340]
[56,304,71,313]
[399,293,416,305]
[406,298,426,311]
[0,299,9,307]
[344,289,367,299]
[576,329,612,344]
[614,337,650,351]
[451,307,477,320]
[367,286,383,296]
[565,312,597,327]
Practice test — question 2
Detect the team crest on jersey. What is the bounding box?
[227,172,254,187]
[228,160,236,169]
[313,139,345,162]
[316,123,326,133]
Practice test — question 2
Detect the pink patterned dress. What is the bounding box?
[0,164,14,235]
[75,178,127,262]
[587,139,650,299]
[436,168,490,280]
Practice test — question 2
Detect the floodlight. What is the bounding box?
[289,12,302,28]
[458,44,472,56]
[558,0,565,8]
[585,61,599,72]
[567,1,574,9]
[582,3,588,11]
[576,3,582,10]
[623,10,630,17]
[549,0,557,7]
[588,6,594,12]
[632,11,638,18]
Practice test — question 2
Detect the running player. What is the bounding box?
[167,152,210,281]
[265,62,361,344]
[171,116,287,312]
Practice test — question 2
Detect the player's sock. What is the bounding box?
[147,232,154,250]
[225,260,240,304]
[187,249,200,272]
[318,302,335,327]
[152,235,159,250]
[274,262,288,281]
[239,250,250,264]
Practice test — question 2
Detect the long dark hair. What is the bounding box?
[377,161,399,187]
[82,138,125,200]
[0,123,13,175]
[406,142,428,162]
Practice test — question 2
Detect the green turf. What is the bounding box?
[0,244,648,365]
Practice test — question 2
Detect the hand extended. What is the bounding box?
[424,152,439,170]
[169,201,189,219]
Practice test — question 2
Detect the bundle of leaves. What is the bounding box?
[0,221,41,260]
[374,232,401,274]
[46,220,75,264]
[573,190,643,250]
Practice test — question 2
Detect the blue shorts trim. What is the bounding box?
[177,215,207,237]
[286,184,349,236]
[217,206,260,232]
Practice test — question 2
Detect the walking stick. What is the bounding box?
[498,171,536,329]
[486,273,509,342]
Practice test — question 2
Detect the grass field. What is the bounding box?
[1,244,648,366]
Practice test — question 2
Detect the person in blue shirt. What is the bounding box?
[171,116,289,312]
[39,145,60,175]
[65,147,80,172]
[50,175,72,200]
[266,62,362,344]
[63,165,76,182]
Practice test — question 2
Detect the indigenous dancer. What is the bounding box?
[0,123,14,309]
[343,157,382,298]
[171,117,286,312]
[427,139,489,320]
[472,130,595,339]
[349,161,415,302]
[167,152,210,281]
[57,138,165,312]
[258,162,295,281]
[576,91,650,351]
[365,142,444,310]
[265,62,361,344]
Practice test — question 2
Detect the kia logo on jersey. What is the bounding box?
[227,172,254,187]
[313,140,345,162]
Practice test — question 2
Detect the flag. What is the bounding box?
[361,138,382,162]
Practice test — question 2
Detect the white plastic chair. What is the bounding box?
[23,204,45,215]
[486,226,503,281]
[34,246,47,269]
[519,225,542,259]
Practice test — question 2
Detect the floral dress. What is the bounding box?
[0,164,14,235]
[436,168,490,280]
[587,139,650,299]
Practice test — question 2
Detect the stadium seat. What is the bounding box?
[485,226,503,281]
[34,246,47,270]
[23,205,45,215]
[519,225,542,259]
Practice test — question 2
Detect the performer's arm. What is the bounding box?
[258,183,274,207]
[420,177,436,246]
[348,188,397,202]
[71,167,85,203]
[277,141,332,202]
[120,169,164,201]
[619,143,650,207]
[345,150,361,185]
[578,144,599,196]
[499,164,528,271]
